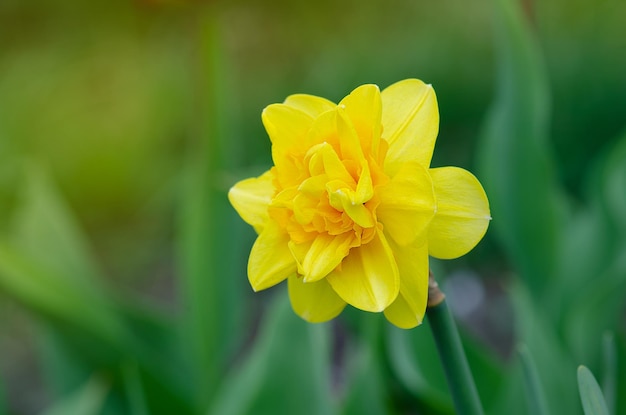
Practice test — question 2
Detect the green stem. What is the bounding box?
[426,273,484,415]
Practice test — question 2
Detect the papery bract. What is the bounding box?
[229,79,490,328]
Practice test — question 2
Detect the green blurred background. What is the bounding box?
[1,0,625,414]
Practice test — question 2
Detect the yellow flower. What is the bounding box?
[229,79,490,328]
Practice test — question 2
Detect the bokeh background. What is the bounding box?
[1,0,625,414]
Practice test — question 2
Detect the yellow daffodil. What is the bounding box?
[229,79,490,328]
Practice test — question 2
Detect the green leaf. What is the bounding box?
[386,322,453,414]
[386,317,504,414]
[549,204,614,320]
[557,133,626,364]
[578,366,610,415]
[477,0,566,295]
[555,130,626,302]
[487,363,527,415]
[10,163,104,288]
[0,165,194,414]
[615,335,626,415]
[176,8,246,410]
[518,345,550,415]
[38,376,109,415]
[341,342,388,415]
[36,327,110,400]
[563,264,626,371]
[208,292,336,415]
[0,241,128,349]
[509,283,579,415]
[599,130,626,237]
[122,361,149,415]
[1,164,128,351]
[602,332,617,415]
[341,315,389,415]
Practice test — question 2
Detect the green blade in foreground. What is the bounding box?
[601,332,617,415]
[518,345,549,415]
[208,293,336,415]
[38,376,109,415]
[578,366,610,415]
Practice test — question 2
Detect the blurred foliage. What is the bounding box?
[1,0,625,414]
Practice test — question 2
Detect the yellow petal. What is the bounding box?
[267,187,298,230]
[381,79,439,174]
[284,94,336,118]
[302,232,356,282]
[304,108,345,158]
[342,199,374,228]
[288,239,311,276]
[377,162,436,246]
[326,228,399,312]
[383,240,429,329]
[339,84,383,157]
[288,275,346,323]
[292,193,317,225]
[355,160,374,203]
[384,295,416,329]
[228,170,274,233]
[262,103,313,167]
[428,167,491,259]
[326,180,375,229]
[337,107,365,162]
[316,142,355,186]
[248,223,296,291]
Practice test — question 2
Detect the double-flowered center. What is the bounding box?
[269,137,388,260]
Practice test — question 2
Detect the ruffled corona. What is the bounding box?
[229,79,491,328]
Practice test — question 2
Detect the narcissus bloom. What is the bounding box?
[229,79,490,328]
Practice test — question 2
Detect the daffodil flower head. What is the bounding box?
[229,79,491,329]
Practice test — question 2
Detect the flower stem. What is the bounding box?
[426,271,484,415]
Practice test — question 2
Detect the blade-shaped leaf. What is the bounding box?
[518,344,549,415]
[599,131,626,236]
[386,318,505,414]
[386,322,453,414]
[0,241,127,348]
[602,332,616,415]
[10,163,104,288]
[478,0,566,295]
[122,361,149,415]
[0,165,194,414]
[510,283,579,415]
[556,132,626,367]
[176,9,246,409]
[341,344,388,415]
[578,366,609,415]
[563,263,626,372]
[341,314,389,415]
[208,292,336,415]
[38,376,109,415]
[2,164,130,351]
